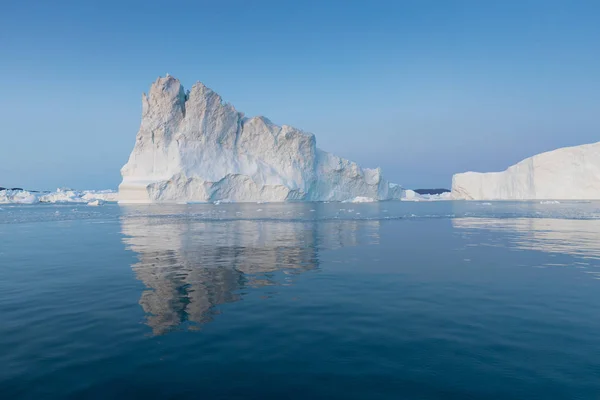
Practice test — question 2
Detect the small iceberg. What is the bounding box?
[87,199,105,206]
[0,188,118,204]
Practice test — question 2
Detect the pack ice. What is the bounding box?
[119,75,404,203]
[452,142,600,200]
[0,188,118,204]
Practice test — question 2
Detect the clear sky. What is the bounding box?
[1,0,599,190]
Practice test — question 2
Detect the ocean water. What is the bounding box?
[2,201,600,399]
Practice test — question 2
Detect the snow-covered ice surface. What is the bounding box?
[452,141,600,200]
[119,75,405,204]
[0,188,118,204]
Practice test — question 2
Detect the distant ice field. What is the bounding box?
[2,200,600,225]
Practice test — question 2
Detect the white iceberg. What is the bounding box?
[0,188,118,204]
[38,188,87,203]
[118,75,405,204]
[452,142,600,200]
[87,199,105,206]
[0,190,37,204]
[81,190,119,202]
[343,196,376,203]
[401,189,453,201]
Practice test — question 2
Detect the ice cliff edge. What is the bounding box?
[119,75,404,203]
[451,141,600,200]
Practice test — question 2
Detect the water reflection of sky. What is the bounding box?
[121,212,380,335]
[453,218,600,261]
[110,201,600,334]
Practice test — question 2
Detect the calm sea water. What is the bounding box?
[2,201,600,399]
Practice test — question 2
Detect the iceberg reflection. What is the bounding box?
[120,206,379,335]
[453,218,600,260]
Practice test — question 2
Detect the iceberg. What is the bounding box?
[402,189,453,201]
[81,190,119,203]
[87,199,105,206]
[0,190,37,204]
[118,75,404,203]
[452,142,600,200]
[0,188,118,204]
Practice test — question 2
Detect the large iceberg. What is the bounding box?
[452,142,600,200]
[119,75,404,203]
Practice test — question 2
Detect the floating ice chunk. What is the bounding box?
[39,189,87,203]
[0,190,37,204]
[343,196,376,203]
[87,199,105,206]
[214,199,233,205]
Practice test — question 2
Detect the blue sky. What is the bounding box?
[1,0,599,190]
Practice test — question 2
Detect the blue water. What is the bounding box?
[2,201,600,399]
